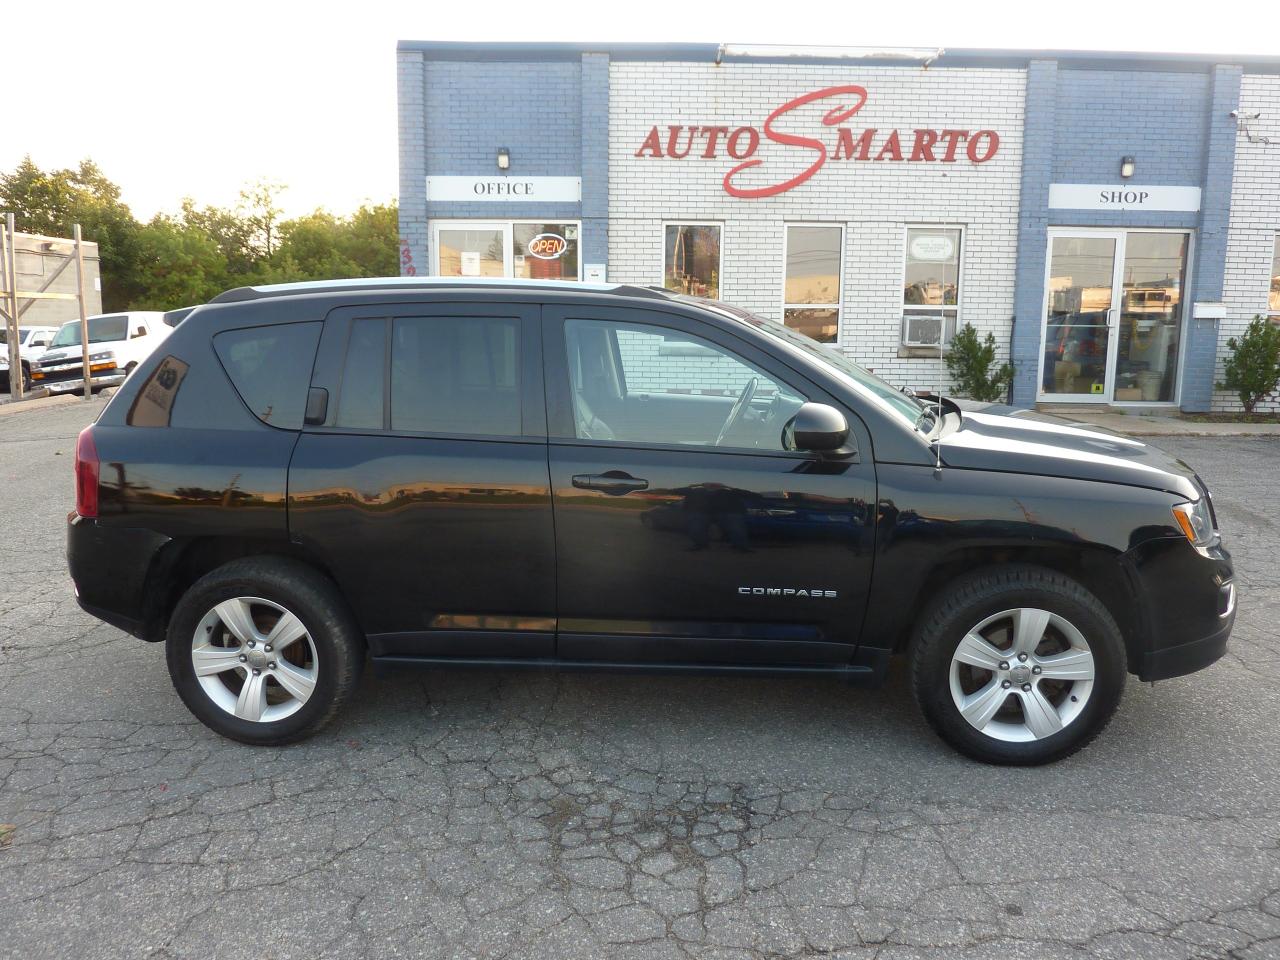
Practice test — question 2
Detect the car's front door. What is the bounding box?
[288,301,556,661]
[544,305,876,666]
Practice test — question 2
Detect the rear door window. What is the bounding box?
[390,316,521,436]
[213,322,321,429]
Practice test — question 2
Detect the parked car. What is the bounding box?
[163,306,198,327]
[31,311,168,393]
[66,279,1234,764]
[0,324,59,391]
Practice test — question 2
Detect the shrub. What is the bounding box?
[944,324,1014,403]
[1218,316,1280,414]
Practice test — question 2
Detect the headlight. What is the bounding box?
[88,351,114,363]
[1173,498,1216,547]
[29,360,41,370]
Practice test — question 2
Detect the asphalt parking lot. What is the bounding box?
[2,398,1278,960]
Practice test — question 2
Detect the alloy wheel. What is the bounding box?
[948,607,1095,743]
[191,597,318,723]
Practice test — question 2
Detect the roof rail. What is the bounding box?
[209,276,675,304]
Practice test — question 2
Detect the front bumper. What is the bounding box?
[1139,615,1232,682]
[1126,536,1235,682]
[33,363,126,393]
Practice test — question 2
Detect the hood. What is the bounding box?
[35,345,87,363]
[938,405,1201,500]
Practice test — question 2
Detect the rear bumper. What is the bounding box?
[67,514,170,639]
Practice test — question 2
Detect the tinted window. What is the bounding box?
[213,322,321,429]
[564,318,805,450]
[50,315,129,348]
[391,316,520,436]
[336,318,386,430]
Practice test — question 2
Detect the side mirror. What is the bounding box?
[783,402,851,455]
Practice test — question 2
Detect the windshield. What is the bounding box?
[50,315,129,348]
[681,296,927,429]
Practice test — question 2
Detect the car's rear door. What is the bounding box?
[288,300,555,661]
[544,303,877,666]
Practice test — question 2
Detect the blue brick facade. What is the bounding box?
[398,52,610,277]
[1008,64,1244,409]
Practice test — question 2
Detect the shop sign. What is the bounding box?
[426,176,581,202]
[1047,184,1202,212]
[909,234,955,261]
[633,85,1002,199]
[526,233,568,259]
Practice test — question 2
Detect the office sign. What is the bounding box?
[426,176,581,202]
[1048,184,1202,212]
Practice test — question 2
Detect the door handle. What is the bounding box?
[571,472,649,495]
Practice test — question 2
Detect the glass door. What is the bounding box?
[1039,232,1123,402]
[1114,233,1188,403]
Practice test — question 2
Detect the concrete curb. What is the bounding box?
[0,394,80,418]
[1064,414,1280,438]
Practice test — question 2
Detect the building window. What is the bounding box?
[782,224,843,344]
[513,223,578,281]
[902,226,963,347]
[431,221,580,280]
[663,224,720,299]
[1270,233,1280,320]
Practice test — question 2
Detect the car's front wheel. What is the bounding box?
[166,558,364,745]
[911,566,1126,765]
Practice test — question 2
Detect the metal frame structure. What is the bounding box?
[0,214,93,402]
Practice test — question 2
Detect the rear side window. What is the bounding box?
[390,316,520,436]
[213,322,321,429]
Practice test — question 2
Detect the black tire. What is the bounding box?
[910,565,1126,765]
[20,362,31,393]
[166,557,364,745]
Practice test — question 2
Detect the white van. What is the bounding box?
[0,325,59,391]
[31,312,169,393]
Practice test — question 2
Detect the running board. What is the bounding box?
[370,655,878,683]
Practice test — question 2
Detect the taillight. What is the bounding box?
[74,426,100,518]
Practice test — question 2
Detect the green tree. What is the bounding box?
[1218,316,1280,413]
[944,323,1014,402]
[131,216,231,309]
[0,156,142,309]
[1,156,398,311]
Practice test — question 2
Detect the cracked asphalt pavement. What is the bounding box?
[2,398,1279,959]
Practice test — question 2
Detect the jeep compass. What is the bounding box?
[66,278,1235,764]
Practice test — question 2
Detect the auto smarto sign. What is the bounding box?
[634,85,1002,199]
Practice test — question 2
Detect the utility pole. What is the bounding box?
[3,214,20,402]
[74,224,91,399]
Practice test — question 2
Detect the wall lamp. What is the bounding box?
[496,147,510,171]
[1120,156,1136,179]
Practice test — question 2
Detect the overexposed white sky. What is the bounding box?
[6,0,1275,221]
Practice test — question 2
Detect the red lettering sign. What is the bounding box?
[635,86,1002,198]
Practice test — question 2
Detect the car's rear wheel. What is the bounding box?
[166,558,364,745]
[911,566,1126,765]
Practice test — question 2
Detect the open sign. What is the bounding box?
[527,233,568,260]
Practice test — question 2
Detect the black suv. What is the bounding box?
[67,279,1235,764]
